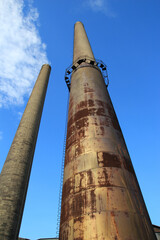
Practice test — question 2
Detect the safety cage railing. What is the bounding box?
[65,57,109,91]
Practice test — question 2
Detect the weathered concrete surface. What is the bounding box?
[0,64,51,240]
[59,22,156,240]
[73,21,94,62]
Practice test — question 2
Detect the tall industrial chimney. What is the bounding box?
[0,64,51,240]
[59,22,156,239]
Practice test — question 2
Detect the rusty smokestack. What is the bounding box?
[0,64,51,240]
[59,22,156,239]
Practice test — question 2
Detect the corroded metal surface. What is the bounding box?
[0,64,51,240]
[59,22,156,239]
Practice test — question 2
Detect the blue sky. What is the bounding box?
[0,0,160,239]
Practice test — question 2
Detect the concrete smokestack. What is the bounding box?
[73,21,94,62]
[0,64,51,240]
[59,22,156,239]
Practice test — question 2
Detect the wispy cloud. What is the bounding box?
[0,0,48,108]
[88,0,104,8]
[0,131,3,140]
[17,111,23,120]
[83,0,115,17]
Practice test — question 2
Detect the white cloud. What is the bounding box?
[0,0,49,108]
[84,0,115,17]
[0,131,3,140]
[89,0,104,8]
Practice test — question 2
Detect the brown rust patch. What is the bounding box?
[68,96,74,112]
[95,126,105,136]
[64,150,69,166]
[123,156,135,174]
[97,168,111,187]
[66,118,89,151]
[111,211,120,240]
[67,107,109,130]
[87,169,93,185]
[88,99,94,107]
[79,172,85,190]
[64,146,75,166]
[76,99,95,109]
[60,199,71,225]
[124,211,129,217]
[75,117,89,129]
[73,192,85,218]
[75,108,89,121]
[75,141,85,157]
[59,228,69,240]
[67,116,74,130]
[77,129,85,138]
[74,168,114,194]
[74,217,84,240]
[62,178,74,202]
[66,133,76,150]
[95,99,105,107]
[97,152,121,168]
[89,92,94,99]
[90,190,96,218]
[67,124,75,139]
[106,103,121,132]
[100,126,105,135]
[84,86,94,93]
[74,216,84,223]
[111,211,116,217]
[92,117,98,126]
[77,100,88,110]
[73,190,97,219]
[75,171,92,193]
[96,107,106,116]
[99,117,110,127]
[88,108,96,116]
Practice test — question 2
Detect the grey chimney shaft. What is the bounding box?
[0,64,51,240]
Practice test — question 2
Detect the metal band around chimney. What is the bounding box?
[65,57,109,91]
